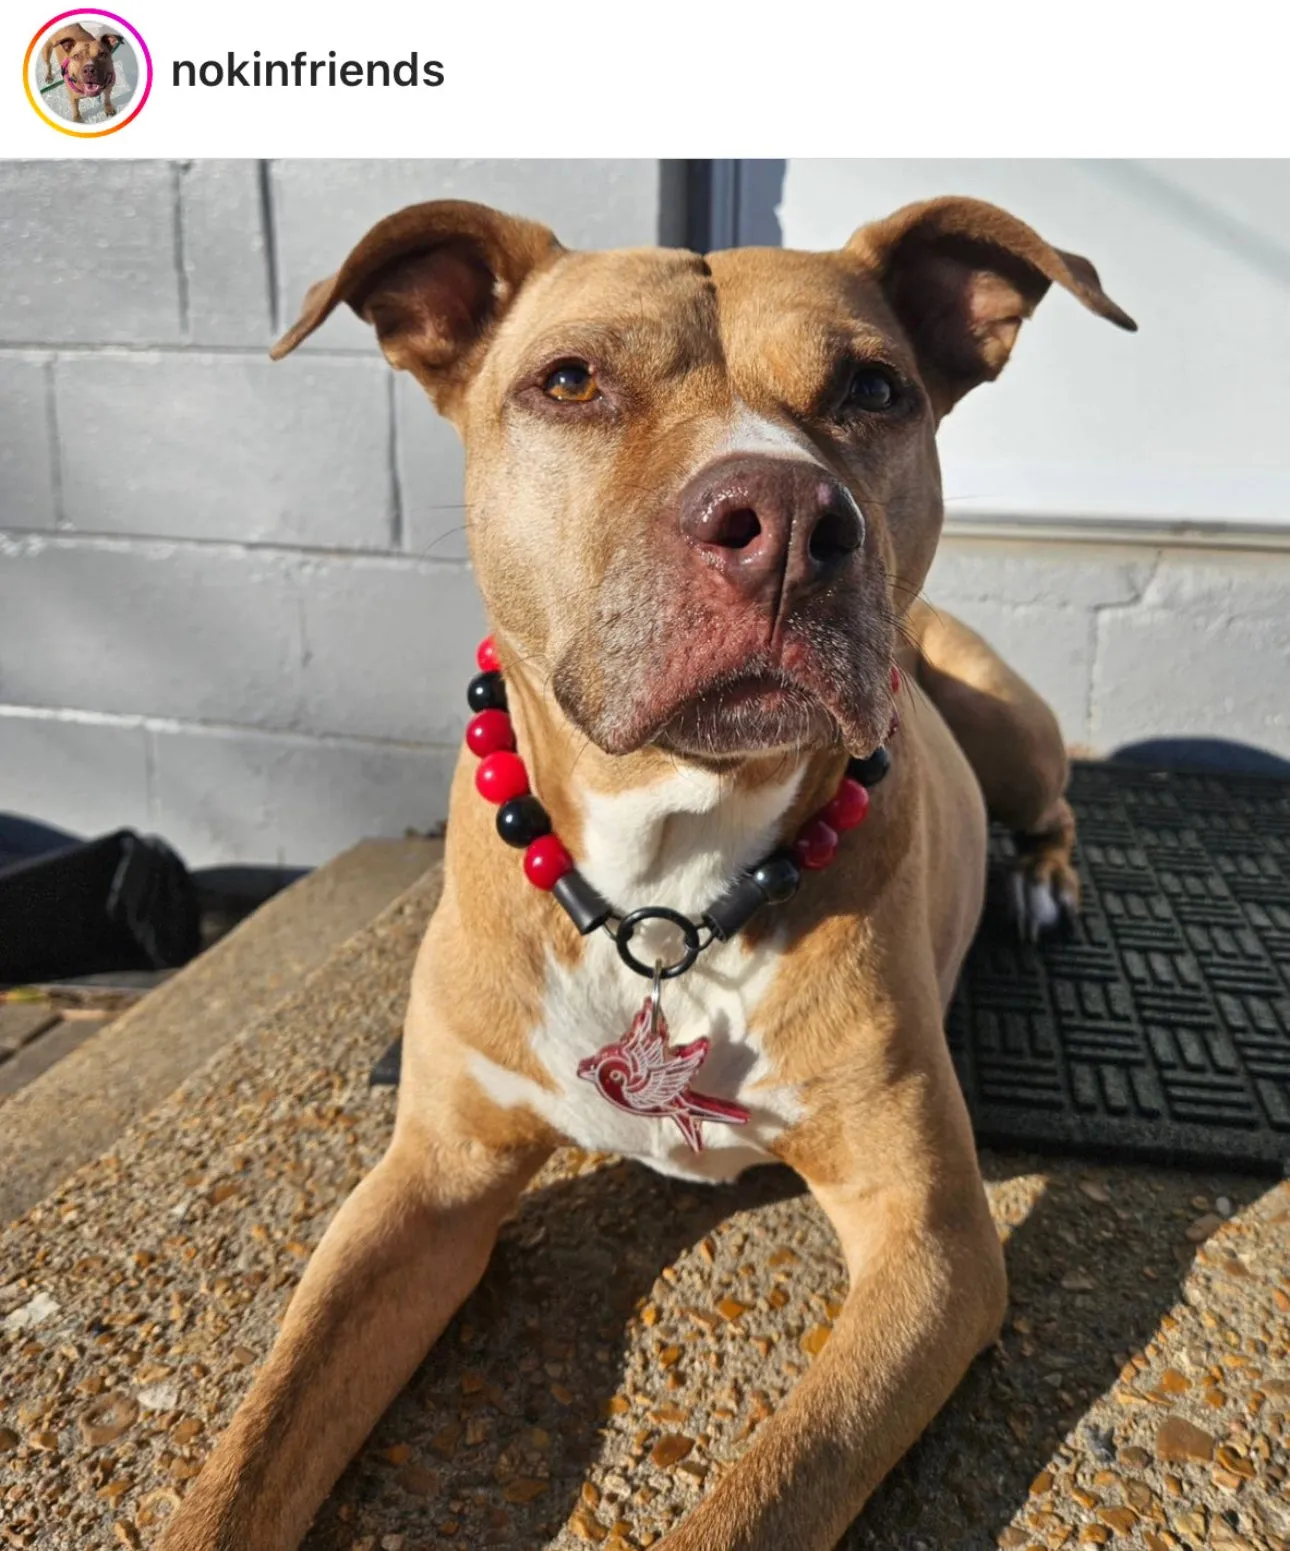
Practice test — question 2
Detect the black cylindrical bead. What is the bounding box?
[495,796,550,849]
[847,745,890,787]
[467,671,508,713]
[552,870,613,935]
[703,871,770,942]
[751,850,802,905]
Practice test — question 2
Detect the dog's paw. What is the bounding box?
[104,103,117,116]
[1005,854,1079,943]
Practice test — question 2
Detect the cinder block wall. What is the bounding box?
[927,538,1290,759]
[0,160,668,865]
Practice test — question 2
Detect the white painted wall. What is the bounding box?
[778,160,1290,530]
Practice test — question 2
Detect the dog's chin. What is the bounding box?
[653,676,839,760]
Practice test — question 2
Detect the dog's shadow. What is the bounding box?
[299,1139,1268,1551]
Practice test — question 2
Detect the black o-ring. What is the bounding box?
[614,906,703,979]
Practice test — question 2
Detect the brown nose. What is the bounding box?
[677,454,864,606]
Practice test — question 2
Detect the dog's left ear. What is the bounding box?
[99,33,124,49]
[847,195,1136,416]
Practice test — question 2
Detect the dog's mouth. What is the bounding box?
[555,612,895,763]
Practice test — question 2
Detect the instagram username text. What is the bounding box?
[173,52,445,88]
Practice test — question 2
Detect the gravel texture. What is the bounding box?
[0,869,1286,1550]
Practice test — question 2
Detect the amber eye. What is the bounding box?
[542,362,599,403]
[844,366,897,413]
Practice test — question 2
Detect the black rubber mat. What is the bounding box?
[950,761,1290,1176]
[373,761,1290,1175]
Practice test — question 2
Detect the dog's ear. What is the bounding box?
[98,32,124,50]
[52,33,80,53]
[270,200,561,405]
[846,195,1136,416]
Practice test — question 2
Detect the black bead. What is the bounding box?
[467,671,507,713]
[552,870,613,935]
[495,796,550,849]
[847,745,890,788]
[750,850,802,905]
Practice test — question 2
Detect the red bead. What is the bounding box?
[890,663,902,696]
[792,817,839,871]
[524,834,573,890]
[465,709,515,758]
[476,635,501,673]
[475,751,529,805]
[820,777,870,832]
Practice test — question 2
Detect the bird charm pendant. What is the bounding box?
[576,972,750,1152]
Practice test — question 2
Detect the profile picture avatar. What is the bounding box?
[24,10,152,135]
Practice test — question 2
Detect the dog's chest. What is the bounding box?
[468,767,806,1183]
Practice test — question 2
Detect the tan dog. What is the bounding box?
[42,22,120,121]
[159,195,1134,1550]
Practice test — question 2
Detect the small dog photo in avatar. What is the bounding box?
[38,17,138,126]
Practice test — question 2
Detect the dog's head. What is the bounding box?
[55,30,119,91]
[273,197,1133,763]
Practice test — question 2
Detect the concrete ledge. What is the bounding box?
[0,836,438,1227]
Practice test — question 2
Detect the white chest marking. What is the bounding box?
[468,764,808,1183]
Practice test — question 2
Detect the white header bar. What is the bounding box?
[6,0,1288,159]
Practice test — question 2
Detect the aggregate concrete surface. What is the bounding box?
[1,869,1286,1550]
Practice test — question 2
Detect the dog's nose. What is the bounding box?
[677,454,864,605]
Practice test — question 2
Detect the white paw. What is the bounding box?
[1006,865,1077,943]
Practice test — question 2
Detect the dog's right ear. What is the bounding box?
[270,200,561,406]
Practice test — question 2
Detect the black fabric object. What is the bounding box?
[0,829,201,984]
[370,1035,404,1087]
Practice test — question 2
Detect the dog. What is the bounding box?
[158,194,1134,1550]
[42,23,121,122]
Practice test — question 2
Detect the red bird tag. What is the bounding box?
[576,988,750,1152]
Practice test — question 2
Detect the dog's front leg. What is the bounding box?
[102,81,116,116]
[158,1123,549,1551]
[659,1154,1006,1549]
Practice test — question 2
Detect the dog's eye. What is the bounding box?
[542,362,599,404]
[844,367,897,413]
